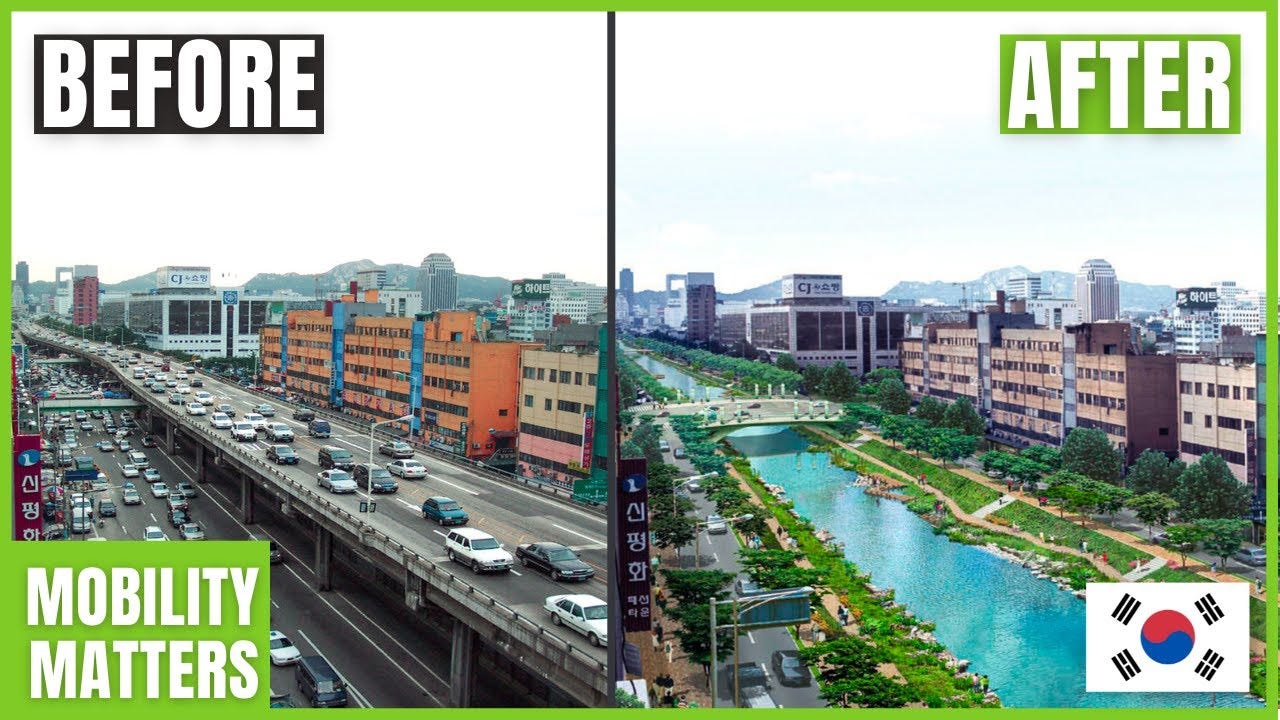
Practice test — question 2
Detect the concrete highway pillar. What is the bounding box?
[404,569,424,611]
[449,619,475,707]
[239,473,256,524]
[315,527,333,591]
[164,422,175,455]
[195,443,207,483]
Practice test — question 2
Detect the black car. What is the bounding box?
[168,509,189,529]
[267,445,299,465]
[719,663,771,695]
[292,408,315,421]
[353,464,399,493]
[515,542,595,582]
[98,500,118,518]
[190,378,203,387]
[770,650,811,687]
[269,541,284,564]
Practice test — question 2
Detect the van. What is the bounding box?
[295,655,348,708]
[318,445,354,470]
[308,419,331,438]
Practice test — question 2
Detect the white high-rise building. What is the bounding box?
[1026,298,1084,328]
[417,253,457,312]
[1074,259,1120,322]
[1006,275,1042,300]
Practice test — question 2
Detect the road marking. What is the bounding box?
[431,530,447,539]
[149,513,156,522]
[747,631,756,644]
[271,600,280,609]
[552,524,600,543]
[396,498,419,511]
[430,475,481,496]
[510,569,522,576]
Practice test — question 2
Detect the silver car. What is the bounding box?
[705,514,728,534]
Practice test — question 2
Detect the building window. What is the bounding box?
[544,398,552,411]
[559,370,572,383]
[1232,385,1241,400]
[1183,411,1192,425]
[498,409,508,417]
[587,373,597,386]
[524,394,533,407]
[1217,384,1229,399]
[548,370,557,384]
[1194,382,1202,395]
[1179,381,1192,394]
[537,368,545,380]
[557,400,582,413]
[1206,384,1215,398]
[574,372,583,385]
[1204,415,1212,428]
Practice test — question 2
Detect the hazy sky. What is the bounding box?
[618,12,1266,295]
[13,12,606,286]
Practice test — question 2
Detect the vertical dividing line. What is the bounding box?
[2,9,12,542]
[605,9,619,705]
[1268,0,1278,710]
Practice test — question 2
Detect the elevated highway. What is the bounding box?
[21,327,608,708]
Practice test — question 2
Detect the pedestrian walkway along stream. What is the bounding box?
[727,425,1254,709]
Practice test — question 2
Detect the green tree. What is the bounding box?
[1174,453,1251,521]
[630,422,665,469]
[1061,427,1122,484]
[914,396,947,427]
[1128,492,1179,537]
[1163,523,1208,567]
[736,548,824,595]
[927,427,977,466]
[821,362,860,402]
[1125,449,1185,496]
[660,569,736,669]
[879,414,912,448]
[1196,518,1249,571]
[940,396,985,437]
[651,513,697,555]
[878,378,912,416]
[775,353,800,373]
[1020,445,1062,471]
[797,637,914,708]
[863,367,903,386]
[709,487,752,515]
[802,364,827,395]
[903,420,933,457]
[980,451,1016,476]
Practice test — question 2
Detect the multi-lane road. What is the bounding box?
[23,327,609,705]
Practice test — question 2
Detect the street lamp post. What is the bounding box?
[708,586,815,708]
[369,414,415,468]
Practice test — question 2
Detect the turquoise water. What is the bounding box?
[728,426,1257,709]
[627,350,725,401]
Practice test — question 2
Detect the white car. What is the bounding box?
[176,384,192,394]
[231,422,257,441]
[150,482,169,498]
[121,464,140,478]
[545,594,608,647]
[209,412,233,429]
[244,413,268,431]
[143,525,168,541]
[268,630,302,666]
[186,402,207,416]
[445,527,513,574]
[128,451,149,468]
[194,390,214,406]
[317,470,357,494]
[386,459,427,479]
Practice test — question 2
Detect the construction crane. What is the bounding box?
[951,282,969,310]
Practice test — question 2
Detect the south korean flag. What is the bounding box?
[1086,583,1249,692]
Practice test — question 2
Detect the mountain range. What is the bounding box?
[26,259,515,303]
[634,266,1177,312]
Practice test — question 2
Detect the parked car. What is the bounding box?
[771,650,811,687]
[267,445,299,465]
[445,528,513,574]
[378,440,415,459]
[544,594,608,647]
[317,470,356,494]
[516,542,595,581]
[386,459,427,479]
[353,464,398,493]
[421,496,468,526]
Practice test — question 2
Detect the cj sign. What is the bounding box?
[1002,35,1239,133]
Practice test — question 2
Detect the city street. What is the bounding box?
[658,423,824,709]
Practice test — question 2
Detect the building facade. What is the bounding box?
[517,347,600,488]
[260,299,533,468]
[685,272,717,343]
[619,267,634,310]
[417,253,458,312]
[1006,275,1042,300]
[72,275,99,326]
[1177,359,1257,485]
[1074,258,1120,322]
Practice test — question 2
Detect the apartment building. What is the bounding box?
[517,347,600,489]
[260,291,533,468]
[1177,359,1258,485]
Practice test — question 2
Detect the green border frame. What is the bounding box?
[0,2,1274,717]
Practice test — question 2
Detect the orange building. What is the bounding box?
[260,290,534,466]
